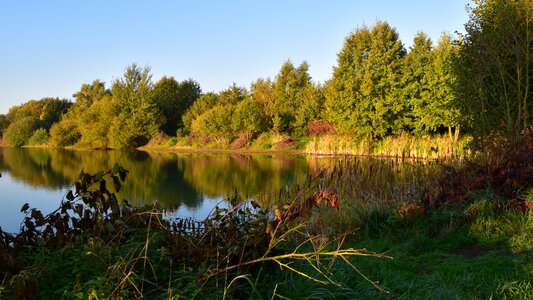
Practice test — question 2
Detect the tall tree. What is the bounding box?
[153,77,201,135]
[272,60,313,133]
[72,80,108,109]
[325,21,406,139]
[458,0,533,136]
[401,31,433,134]
[109,64,162,148]
[419,33,463,139]
[250,78,275,129]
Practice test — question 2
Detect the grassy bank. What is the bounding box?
[141,132,471,159]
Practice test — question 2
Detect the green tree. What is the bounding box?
[218,83,248,106]
[49,119,82,147]
[250,78,275,129]
[272,60,314,133]
[324,25,372,134]
[458,0,533,136]
[153,76,201,135]
[4,98,71,146]
[418,33,463,139]
[401,31,433,134]
[72,80,108,109]
[4,116,39,147]
[0,114,9,138]
[192,105,236,138]
[77,94,114,148]
[27,128,50,145]
[293,83,325,135]
[182,92,219,133]
[108,64,162,148]
[231,98,266,137]
[326,21,406,139]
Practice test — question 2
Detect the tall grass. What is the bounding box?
[306,133,471,158]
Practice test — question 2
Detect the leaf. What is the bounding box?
[105,223,116,233]
[20,203,30,213]
[66,190,74,201]
[94,170,104,181]
[112,175,121,192]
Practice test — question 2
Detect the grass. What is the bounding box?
[266,199,531,299]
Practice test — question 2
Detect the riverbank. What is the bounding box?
[1,130,531,298]
[139,132,472,159]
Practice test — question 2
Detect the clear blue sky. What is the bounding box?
[0,0,470,114]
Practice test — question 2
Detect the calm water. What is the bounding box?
[0,147,337,233]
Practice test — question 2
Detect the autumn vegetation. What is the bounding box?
[0,0,532,298]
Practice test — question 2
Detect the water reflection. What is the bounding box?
[0,148,322,213]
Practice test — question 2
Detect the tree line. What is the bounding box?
[1,0,531,149]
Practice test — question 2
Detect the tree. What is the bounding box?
[272,60,314,133]
[401,31,433,133]
[250,78,275,129]
[4,116,38,147]
[4,98,72,146]
[108,64,162,148]
[182,92,219,133]
[192,105,236,139]
[325,21,406,139]
[72,80,108,110]
[153,76,201,135]
[231,98,266,137]
[77,94,114,148]
[458,0,533,136]
[0,114,9,138]
[418,33,463,139]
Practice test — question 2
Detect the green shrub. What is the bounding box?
[49,119,81,147]
[27,128,50,145]
[3,116,38,147]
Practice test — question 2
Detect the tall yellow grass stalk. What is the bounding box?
[306,134,471,159]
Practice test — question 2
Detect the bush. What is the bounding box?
[3,116,38,147]
[49,119,81,147]
[27,128,49,145]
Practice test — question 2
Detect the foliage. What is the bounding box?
[4,98,72,147]
[153,76,201,135]
[325,21,406,138]
[72,79,108,109]
[77,94,114,149]
[231,97,266,136]
[457,0,533,137]
[434,127,533,205]
[0,165,390,298]
[27,128,49,146]
[108,64,163,148]
[49,118,81,147]
[0,114,9,138]
[3,116,39,147]
[192,104,236,139]
[181,92,218,133]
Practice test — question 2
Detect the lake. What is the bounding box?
[0,147,340,234]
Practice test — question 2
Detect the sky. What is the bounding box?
[0,0,470,114]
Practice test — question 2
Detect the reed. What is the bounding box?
[306,133,472,159]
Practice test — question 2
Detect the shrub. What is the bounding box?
[27,128,49,145]
[49,119,81,147]
[3,116,38,147]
